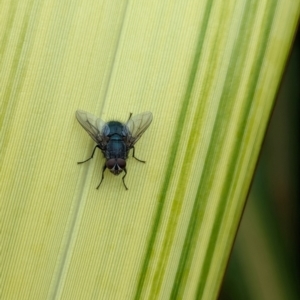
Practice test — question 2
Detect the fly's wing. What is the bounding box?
[75,110,107,148]
[126,112,153,147]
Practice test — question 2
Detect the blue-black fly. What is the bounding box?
[76,110,153,190]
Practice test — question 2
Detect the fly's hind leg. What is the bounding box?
[96,164,107,189]
[122,168,128,190]
[132,146,145,163]
[127,112,133,122]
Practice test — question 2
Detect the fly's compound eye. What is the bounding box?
[106,158,125,175]
[117,159,126,169]
[106,159,116,170]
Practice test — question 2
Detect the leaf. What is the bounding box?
[1,0,299,299]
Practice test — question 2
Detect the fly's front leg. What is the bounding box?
[132,146,145,163]
[78,145,99,164]
[96,164,107,189]
[122,168,128,190]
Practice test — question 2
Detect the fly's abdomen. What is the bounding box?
[106,121,126,136]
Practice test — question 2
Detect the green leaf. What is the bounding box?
[1,0,299,299]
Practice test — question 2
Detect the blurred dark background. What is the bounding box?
[219,28,299,300]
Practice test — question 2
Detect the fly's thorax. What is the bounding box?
[106,138,126,159]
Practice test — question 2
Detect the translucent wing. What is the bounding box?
[126,111,153,147]
[75,110,107,148]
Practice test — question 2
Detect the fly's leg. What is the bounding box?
[122,168,128,190]
[96,164,107,189]
[132,146,145,163]
[127,112,133,122]
[78,145,99,164]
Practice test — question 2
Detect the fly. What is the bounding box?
[75,110,153,190]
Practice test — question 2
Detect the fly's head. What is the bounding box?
[106,158,126,175]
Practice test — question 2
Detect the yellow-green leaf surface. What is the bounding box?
[1,0,299,299]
